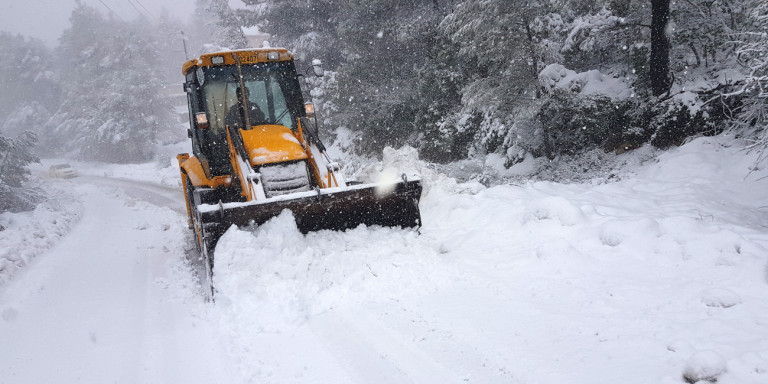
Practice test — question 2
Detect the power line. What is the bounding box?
[126,0,151,19]
[132,0,153,16]
[97,0,126,22]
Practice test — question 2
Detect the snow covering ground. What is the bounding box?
[1,135,768,383]
[0,181,83,286]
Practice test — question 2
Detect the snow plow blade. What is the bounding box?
[198,178,422,247]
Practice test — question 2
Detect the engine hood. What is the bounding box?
[240,125,308,166]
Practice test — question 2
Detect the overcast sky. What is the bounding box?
[0,0,195,46]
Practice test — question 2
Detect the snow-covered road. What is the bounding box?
[2,136,768,384]
[0,177,240,383]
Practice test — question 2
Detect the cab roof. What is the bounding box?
[182,48,293,76]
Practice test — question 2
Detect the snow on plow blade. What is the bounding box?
[198,178,422,245]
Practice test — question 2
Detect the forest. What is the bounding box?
[0,0,766,212]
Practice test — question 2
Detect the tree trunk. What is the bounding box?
[689,43,700,68]
[650,0,672,96]
[524,19,541,99]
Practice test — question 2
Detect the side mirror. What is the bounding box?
[311,59,324,77]
[304,103,316,118]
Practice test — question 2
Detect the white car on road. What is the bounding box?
[49,163,78,179]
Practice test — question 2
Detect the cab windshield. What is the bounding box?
[200,61,304,132]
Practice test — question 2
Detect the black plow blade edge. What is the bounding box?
[201,179,423,236]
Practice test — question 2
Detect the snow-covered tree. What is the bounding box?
[1,102,51,139]
[149,13,191,85]
[328,0,448,154]
[0,130,40,213]
[0,33,60,121]
[241,0,456,155]
[415,0,569,162]
[192,0,249,51]
[210,0,249,49]
[46,4,179,163]
[729,1,768,163]
[242,0,344,66]
[440,0,551,101]
[231,0,757,164]
[559,7,630,73]
[672,0,745,69]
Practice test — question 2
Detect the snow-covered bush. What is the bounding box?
[539,63,634,99]
[536,91,728,156]
[648,99,726,149]
[418,110,483,163]
[0,184,82,284]
[537,90,638,157]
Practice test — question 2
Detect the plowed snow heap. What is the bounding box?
[177,48,422,298]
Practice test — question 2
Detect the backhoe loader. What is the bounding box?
[176,48,422,299]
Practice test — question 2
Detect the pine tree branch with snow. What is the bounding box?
[729,1,768,166]
[0,130,41,213]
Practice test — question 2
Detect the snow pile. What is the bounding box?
[213,211,455,330]
[522,195,586,226]
[700,288,741,308]
[210,135,768,383]
[0,183,82,285]
[683,350,727,383]
[211,210,457,381]
[539,63,633,99]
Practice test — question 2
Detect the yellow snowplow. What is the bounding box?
[176,48,422,298]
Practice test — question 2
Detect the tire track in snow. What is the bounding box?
[0,180,239,383]
[75,175,186,214]
[310,307,461,383]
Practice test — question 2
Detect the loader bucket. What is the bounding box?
[197,178,422,248]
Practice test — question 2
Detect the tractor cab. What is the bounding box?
[183,49,307,177]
